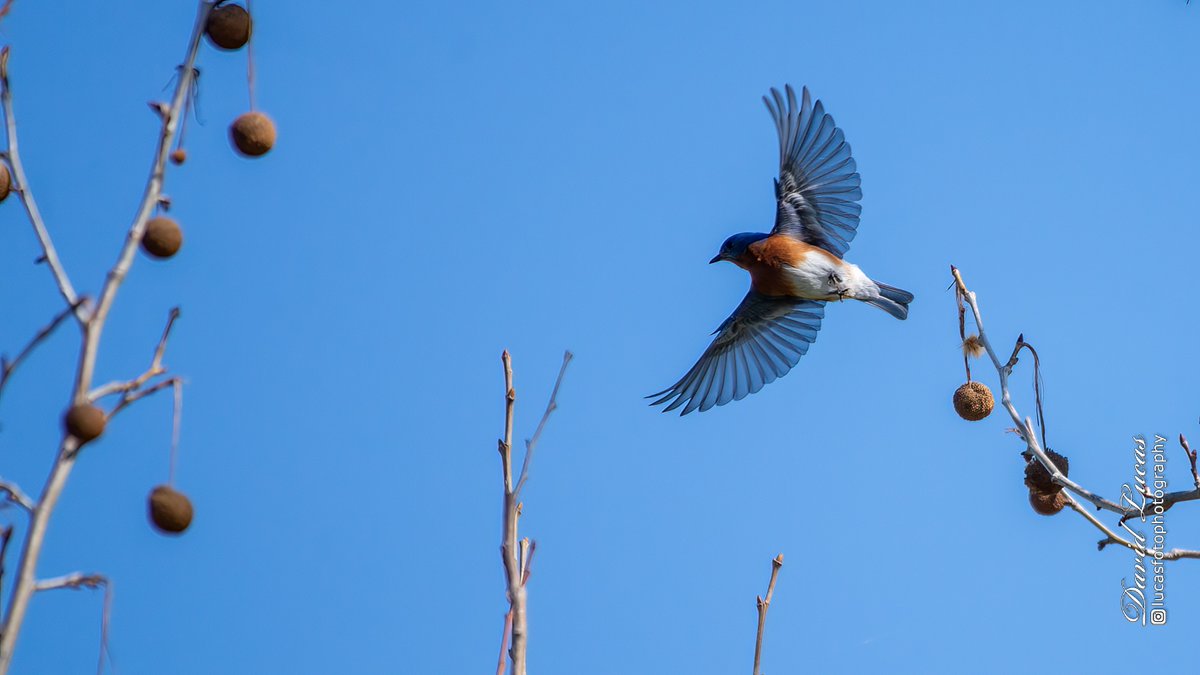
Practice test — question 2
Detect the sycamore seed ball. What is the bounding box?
[63,404,106,444]
[141,216,183,259]
[953,381,994,421]
[205,4,253,51]
[1028,489,1068,516]
[1024,450,1070,495]
[148,485,194,534]
[170,148,187,165]
[0,163,10,203]
[230,112,276,157]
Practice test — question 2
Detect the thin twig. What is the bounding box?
[31,573,112,675]
[496,610,513,675]
[106,376,181,421]
[753,554,783,675]
[1180,434,1200,489]
[0,526,13,608]
[87,307,180,402]
[0,300,85,406]
[513,351,573,497]
[1064,494,1200,560]
[0,480,33,513]
[0,47,82,318]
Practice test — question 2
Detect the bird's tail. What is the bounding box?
[864,282,913,320]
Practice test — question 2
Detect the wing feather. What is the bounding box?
[648,293,825,415]
[764,84,863,258]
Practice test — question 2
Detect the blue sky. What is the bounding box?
[2,0,1200,672]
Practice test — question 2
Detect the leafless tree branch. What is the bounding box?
[86,307,180,402]
[0,526,12,604]
[0,300,85,406]
[0,3,215,669]
[0,47,83,318]
[513,351,573,498]
[951,266,1200,561]
[0,479,33,513]
[496,350,570,675]
[752,554,783,675]
[33,573,111,675]
[106,376,182,423]
[1179,434,1200,490]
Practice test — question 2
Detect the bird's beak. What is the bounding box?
[709,254,723,264]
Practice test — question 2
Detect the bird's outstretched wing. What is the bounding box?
[764,85,862,258]
[648,293,825,415]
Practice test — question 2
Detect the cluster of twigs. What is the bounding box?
[494,350,571,675]
[0,2,221,672]
[951,266,1200,561]
[491,353,789,674]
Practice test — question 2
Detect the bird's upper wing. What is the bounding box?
[764,85,862,258]
[648,293,825,415]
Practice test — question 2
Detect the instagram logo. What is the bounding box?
[1150,609,1167,626]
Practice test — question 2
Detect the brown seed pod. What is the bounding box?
[229,112,276,157]
[205,3,253,51]
[148,485,194,534]
[63,404,106,444]
[1024,449,1070,494]
[141,216,183,259]
[0,163,10,202]
[1028,488,1069,516]
[170,148,187,165]
[952,381,994,421]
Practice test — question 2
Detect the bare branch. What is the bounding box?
[0,525,13,607]
[0,300,85,406]
[497,351,525,675]
[32,573,112,675]
[496,351,571,675]
[34,572,105,593]
[951,266,1200,560]
[0,479,33,513]
[106,376,181,421]
[0,46,83,317]
[1180,434,1200,489]
[752,554,783,675]
[87,307,180,402]
[496,610,513,675]
[0,5,214,667]
[513,350,573,497]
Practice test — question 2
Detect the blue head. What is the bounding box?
[710,232,769,264]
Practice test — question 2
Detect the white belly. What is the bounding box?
[783,256,872,301]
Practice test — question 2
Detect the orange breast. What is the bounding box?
[736,235,828,297]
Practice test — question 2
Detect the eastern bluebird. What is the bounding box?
[649,84,913,415]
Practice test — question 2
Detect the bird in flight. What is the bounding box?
[649,84,912,415]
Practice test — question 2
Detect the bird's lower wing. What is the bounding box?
[648,293,825,415]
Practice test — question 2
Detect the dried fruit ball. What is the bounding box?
[141,216,183,259]
[170,148,187,165]
[953,381,994,421]
[229,112,276,157]
[0,163,10,203]
[63,404,106,444]
[1029,489,1068,516]
[205,4,252,51]
[1024,450,1070,494]
[148,485,194,534]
